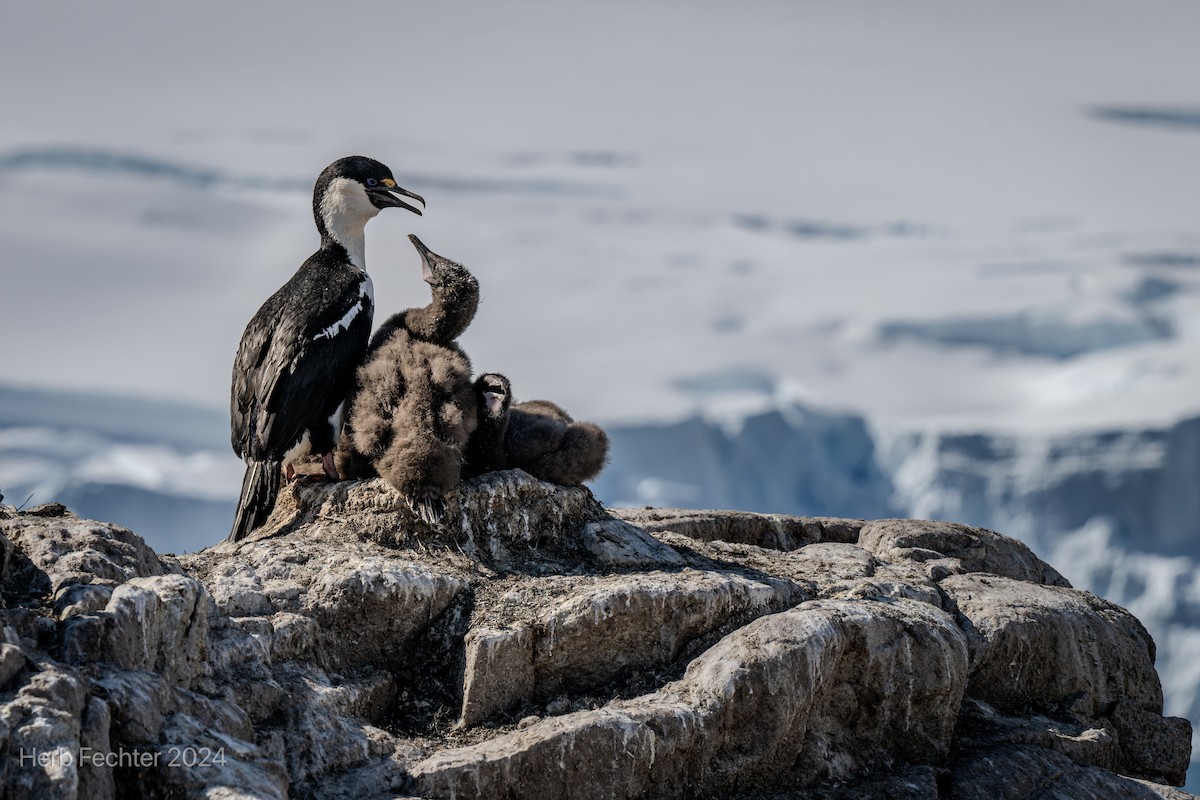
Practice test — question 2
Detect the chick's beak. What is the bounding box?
[409,234,435,282]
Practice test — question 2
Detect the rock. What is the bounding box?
[0,483,1192,799]
[0,511,171,596]
[254,471,608,562]
[122,712,287,800]
[0,641,26,689]
[577,518,685,567]
[79,696,115,800]
[859,518,1070,587]
[103,574,210,685]
[941,571,1193,788]
[941,573,1164,717]
[413,598,968,799]
[306,557,469,671]
[459,569,808,726]
[1111,699,1194,786]
[259,663,386,785]
[613,507,864,549]
[0,664,87,800]
[956,698,1119,772]
[54,582,114,619]
[949,745,1195,799]
[93,669,173,742]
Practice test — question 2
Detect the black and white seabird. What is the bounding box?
[228,155,424,541]
[336,235,480,525]
[464,372,610,486]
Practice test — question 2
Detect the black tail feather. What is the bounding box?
[228,460,282,542]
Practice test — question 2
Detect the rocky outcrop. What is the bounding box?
[0,471,1192,798]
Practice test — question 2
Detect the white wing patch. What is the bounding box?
[313,276,373,341]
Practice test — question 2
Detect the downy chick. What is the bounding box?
[337,235,479,524]
[465,372,609,486]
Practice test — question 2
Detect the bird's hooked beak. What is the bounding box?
[369,178,425,215]
[408,234,437,282]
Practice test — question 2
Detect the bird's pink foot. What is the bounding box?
[321,452,340,480]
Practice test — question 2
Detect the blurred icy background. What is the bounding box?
[2,0,1200,784]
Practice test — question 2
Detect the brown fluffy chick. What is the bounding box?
[464,372,609,486]
[336,235,479,524]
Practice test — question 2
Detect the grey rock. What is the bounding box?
[941,573,1164,717]
[0,641,26,689]
[941,572,1192,786]
[859,518,1070,586]
[1,664,87,800]
[304,557,468,670]
[957,698,1119,772]
[613,507,864,549]
[79,696,115,800]
[267,611,319,662]
[459,569,807,725]
[0,511,171,594]
[577,518,686,567]
[1111,699,1194,786]
[54,582,114,619]
[103,574,210,685]
[0,476,1193,799]
[413,598,968,799]
[93,668,172,742]
[950,745,1194,799]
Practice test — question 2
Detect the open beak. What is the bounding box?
[370,179,425,215]
[408,234,436,282]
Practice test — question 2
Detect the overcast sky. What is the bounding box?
[2,1,1199,426]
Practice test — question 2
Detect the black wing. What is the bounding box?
[231,256,373,461]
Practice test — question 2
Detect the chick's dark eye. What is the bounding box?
[366,177,378,187]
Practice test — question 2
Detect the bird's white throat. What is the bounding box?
[319,177,380,269]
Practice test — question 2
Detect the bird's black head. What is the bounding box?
[474,373,511,420]
[315,155,425,216]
